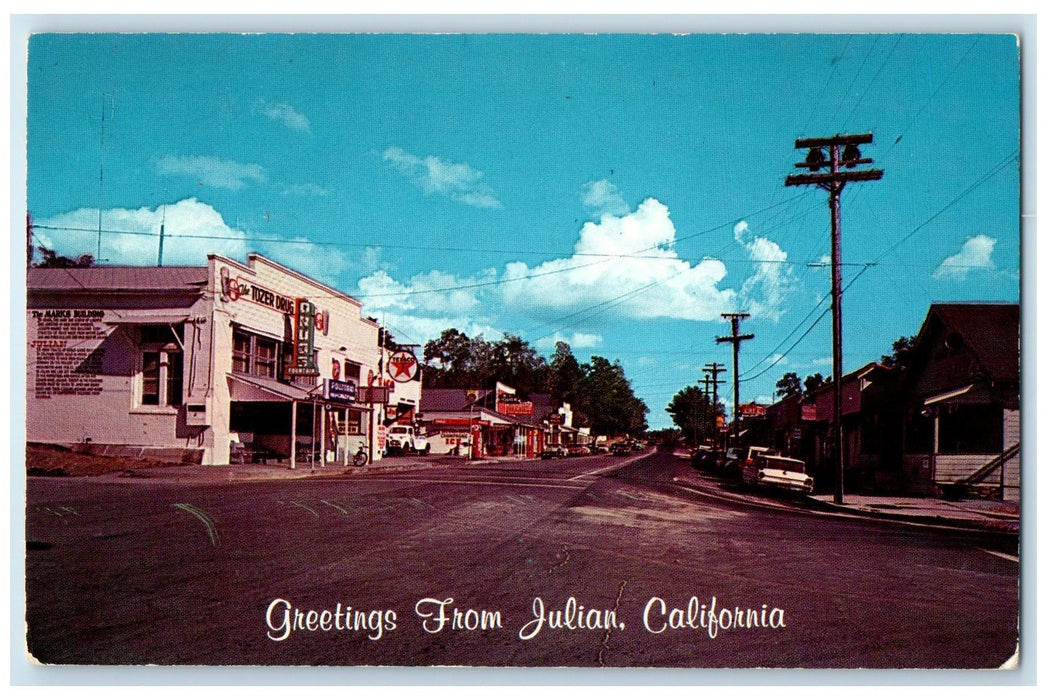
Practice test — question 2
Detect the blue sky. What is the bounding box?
[25,32,1021,429]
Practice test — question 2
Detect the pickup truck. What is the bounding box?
[384,425,431,456]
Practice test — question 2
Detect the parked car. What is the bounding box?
[690,446,717,470]
[741,453,814,495]
[611,441,632,455]
[722,445,771,478]
[566,445,590,457]
[384,425,431,456]
[540,444,566,459]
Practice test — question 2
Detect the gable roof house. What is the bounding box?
[900,303,1020,500]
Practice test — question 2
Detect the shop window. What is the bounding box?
[939,404,1003,454]
[232,328,281,379]
[139,349,182,407]
[138,324,183,408]
[142,352,161,405]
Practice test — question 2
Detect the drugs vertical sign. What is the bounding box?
[287,298,319,377]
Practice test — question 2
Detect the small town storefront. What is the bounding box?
[26,254,389,466]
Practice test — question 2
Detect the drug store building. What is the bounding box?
[26,253,412,467]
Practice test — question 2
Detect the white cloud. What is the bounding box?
[34,198,250,266]
[347,198,800,353]
[156,155,266,190]
[257,100,311,133]
[501,198,736,321]
[382,146,502,209]
[283,183,329,197]
[933,234,997,280]
[581,179,629,216]
[535,332,604,351]
[733,220,795,321]
[258,236,353,289]
[357,268,490,316]
[367,311,503,350]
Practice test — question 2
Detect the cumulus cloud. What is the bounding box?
[733,220,795,321]
[535,332,604,351]
[258,236,353,289]
[501,198,735,321]
[33,198,250,266]
[357,269,490,316]
[581,179,629,216]
[256,99,311,133]
[156,155,266,190]
[348,197,802,353]
[933,234,997,280]
[382,146,502,208]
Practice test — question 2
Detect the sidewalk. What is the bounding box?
[807,492,1020,535]
[96,453,509,484]
[670,450,1019,536]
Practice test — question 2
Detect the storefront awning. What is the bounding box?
[228,372,313,403]
[228,373,373,411]
[104,310,192,325]
[924,384,975,406]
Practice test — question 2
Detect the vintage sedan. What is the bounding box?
[741,454,814,495]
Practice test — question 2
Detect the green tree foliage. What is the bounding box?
[775,371,802,398]
[666,385,720,446]
[549,341,585,406]
[881,335,916,370]
[804,372,826,394]
[577,356,649,436]
[422,331,649,435]
[422,329,549,393]
[32,245,94,269]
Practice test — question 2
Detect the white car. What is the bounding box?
[741,454,814,494]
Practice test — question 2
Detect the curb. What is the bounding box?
[669,472,1019,540]
[805,496,1020,536]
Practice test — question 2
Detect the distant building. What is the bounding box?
[26,254,418,467]
[419,385,574,458]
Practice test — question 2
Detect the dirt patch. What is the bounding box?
[25,443,178,477]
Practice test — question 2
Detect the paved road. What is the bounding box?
[24,450,1020,668]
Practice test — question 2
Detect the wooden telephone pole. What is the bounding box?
[702,362,726,451]
[717,313,754,444]
[785,132,883,504]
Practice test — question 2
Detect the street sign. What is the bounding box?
[358,385,391,404]
[323,378,357,404]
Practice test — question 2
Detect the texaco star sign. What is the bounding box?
[387,350,419,383]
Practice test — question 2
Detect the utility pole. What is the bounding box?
[786,132,883,505]
[702,363,725,452]
[717,313,754,445]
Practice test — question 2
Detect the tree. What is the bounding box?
[775,372,802,398]
[881,335,916,370]
[32,245,94,269]
[666,385,720,446]
[422,329,550,392]
[804,373,826,394]
[423,328,481,388]
[549,341,585,406]
[578,356,649,436]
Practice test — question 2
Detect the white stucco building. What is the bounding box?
[27,253,420,466]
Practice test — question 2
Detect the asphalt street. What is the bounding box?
[24,450,1020,668]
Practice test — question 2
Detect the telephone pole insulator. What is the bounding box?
[786,132,883,505]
